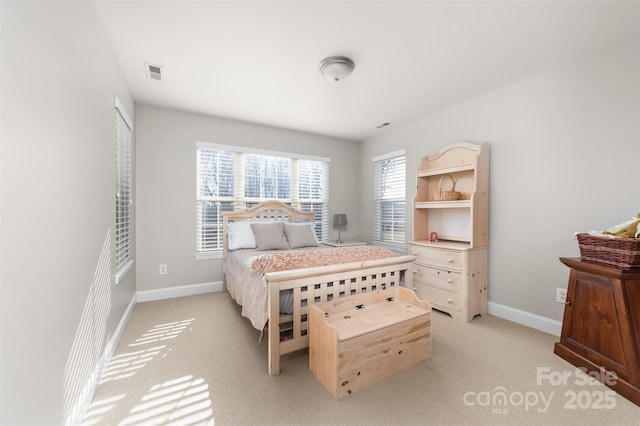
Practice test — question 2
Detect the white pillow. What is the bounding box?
[284,222,320,248]
[227,221,257,250]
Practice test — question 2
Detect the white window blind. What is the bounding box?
[294,158,329,242]
[196,142,330,258]
[114,97,133,282]
[373,150,406,253]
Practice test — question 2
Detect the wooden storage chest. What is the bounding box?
[309,286,431,399]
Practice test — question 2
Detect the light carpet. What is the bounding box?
[83,292,639,425]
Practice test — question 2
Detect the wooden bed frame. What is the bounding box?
[222,200,416,375]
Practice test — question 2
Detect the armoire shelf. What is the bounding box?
[414,200,473,209]
[417,163,475,177]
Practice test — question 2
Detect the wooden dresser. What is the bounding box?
[554,257,640,406]
[409,142,489,322]
[408,241,487,322]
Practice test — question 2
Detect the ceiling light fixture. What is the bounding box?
[318,56,355,82]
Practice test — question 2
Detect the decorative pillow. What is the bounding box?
[227,221,257,250]
[251,222,291,250]
[284,222,320,248]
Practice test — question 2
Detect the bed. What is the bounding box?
[222,200,416,375]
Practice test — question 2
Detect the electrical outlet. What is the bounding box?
[159,264,167,275]
[556,288,567,304]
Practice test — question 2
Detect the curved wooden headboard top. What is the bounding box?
[222,200,315,223]
[221,200,316,260]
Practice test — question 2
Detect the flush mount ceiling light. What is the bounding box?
[318,56,355,82]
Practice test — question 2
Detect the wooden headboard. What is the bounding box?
[221,200,316,260]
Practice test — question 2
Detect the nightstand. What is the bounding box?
[324,241,367,247]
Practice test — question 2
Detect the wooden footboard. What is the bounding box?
[221,200,416,375]
[264,255,415,375]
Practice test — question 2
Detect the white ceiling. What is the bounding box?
[95,1,639,141]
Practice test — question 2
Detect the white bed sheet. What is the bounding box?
[225,247,324,330]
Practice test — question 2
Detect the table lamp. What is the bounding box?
[333,213,348,244]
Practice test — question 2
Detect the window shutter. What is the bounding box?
[243,154,291,201]
[195,142,330,257]
[115,97,133,281]
[296,159,329,242]
[373,151,406,252]
[196,148,235,253]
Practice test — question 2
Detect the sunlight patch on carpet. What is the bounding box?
[129,319,195,347]
[119,375,214,426]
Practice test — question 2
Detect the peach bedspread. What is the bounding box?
[251,245,398,273]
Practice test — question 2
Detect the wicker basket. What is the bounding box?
[577,233,640,269]
[432,175,461,201]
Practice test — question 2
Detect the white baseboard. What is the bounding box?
[68,282,221,425]
[112,294,137,352]
[136,281,223,303]
[66,294,136,426]
[488,301,562,337]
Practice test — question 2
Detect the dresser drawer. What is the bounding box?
[409,244,462,271]
[413,264,461,293]
[413,283,462,312]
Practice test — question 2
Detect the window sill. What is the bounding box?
[373,242,407,255]
[115,259,134,285]
[195,250,223,261]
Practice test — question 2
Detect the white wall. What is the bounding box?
[1,2,636,423]
[135,105,361,291]
[360,37,640,325]
[1,2,136,424]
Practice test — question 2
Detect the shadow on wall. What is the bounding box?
[63,230,113,425]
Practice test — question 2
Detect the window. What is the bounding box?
[196,142,330,258]
[373,150,406,253]
[114,97,133,283]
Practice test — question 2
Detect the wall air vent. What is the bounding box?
[145,62,163,81]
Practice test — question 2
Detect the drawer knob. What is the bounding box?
[447,258,453,263]
[447,278,453,283]
[447,298,453,304]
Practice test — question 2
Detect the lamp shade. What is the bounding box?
[333,213,348,227]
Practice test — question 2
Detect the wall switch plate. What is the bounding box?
[159,264,167,275]
[556,288,567,303]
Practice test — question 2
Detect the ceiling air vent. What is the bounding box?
[145,62,163,81]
